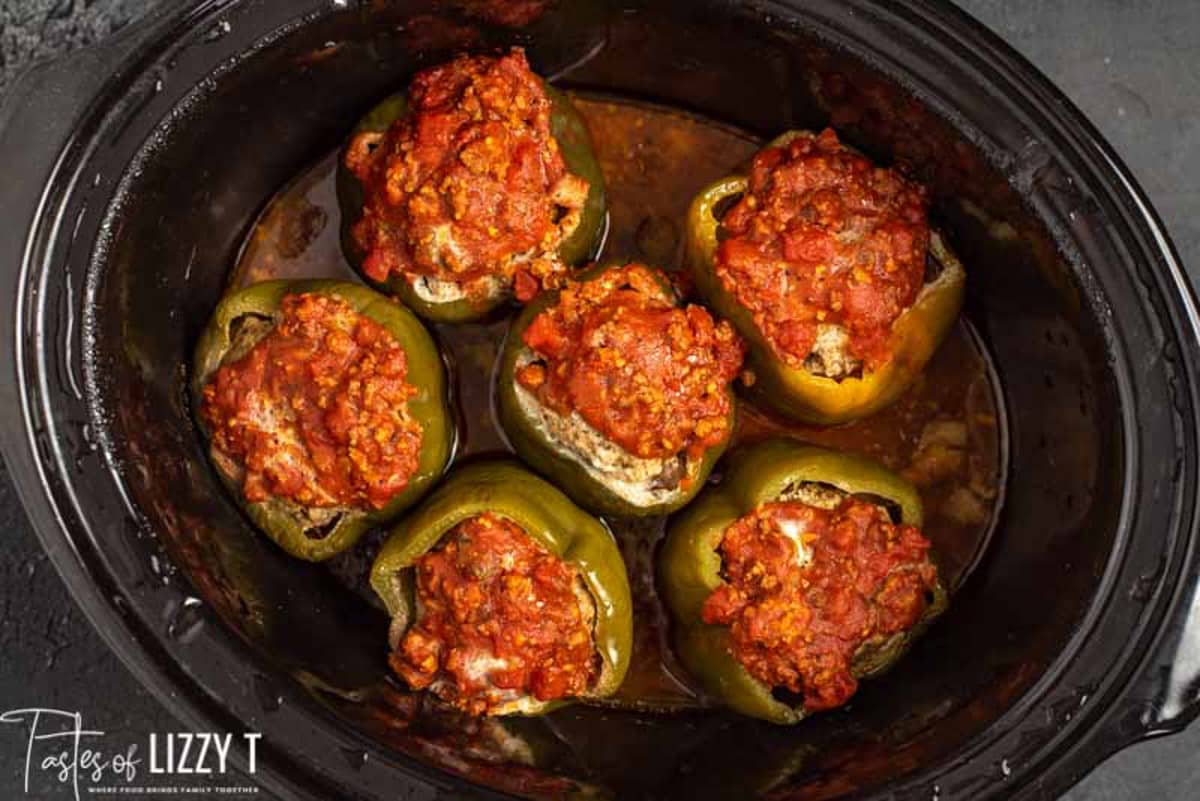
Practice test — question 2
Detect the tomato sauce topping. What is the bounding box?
[393,513,597,715]
[716,128,930,371]
[344,49,590,302]
[516,264,745,466]
[200,293,423,510]
[702,496,938,711]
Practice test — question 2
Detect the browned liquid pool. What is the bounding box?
[228,95,1005,715]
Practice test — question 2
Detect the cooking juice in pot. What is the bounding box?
[225,92,1005,766]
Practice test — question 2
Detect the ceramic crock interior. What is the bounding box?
[85,1,1121,798]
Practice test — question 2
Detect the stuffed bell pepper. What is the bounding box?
[686,128,965,424]
[660,438,947,724]
[192,280,453,561]
[497,262,745,517]
[370,461,632,716]
[339,48,607,322]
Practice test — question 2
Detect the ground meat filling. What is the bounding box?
[516,264,745,480]
[716,128,931,374]
[702,496,938,712]
[392,514,597,715]
[200,293,423,510]
[344,48,590,303]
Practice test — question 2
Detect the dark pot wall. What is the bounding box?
[2,2,1199,801]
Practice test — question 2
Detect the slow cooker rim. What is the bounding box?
[1,1,1197,800]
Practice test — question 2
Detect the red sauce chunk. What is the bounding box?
[516,264,745,467]
[392,513,597,715]
[702,496,938,711]
[716,128,930,371]
[200,293,423,510]
[344,48,590,302]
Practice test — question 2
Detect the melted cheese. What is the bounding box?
[776,516,814,570]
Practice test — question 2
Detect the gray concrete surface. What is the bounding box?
[1,1,1197,798]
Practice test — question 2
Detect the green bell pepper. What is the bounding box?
[496,262,738,518]
[191,279,454,561]
[685,131,966,425]
[659,438,948,724]
[337,84,607,323]
[369,461,633,714]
